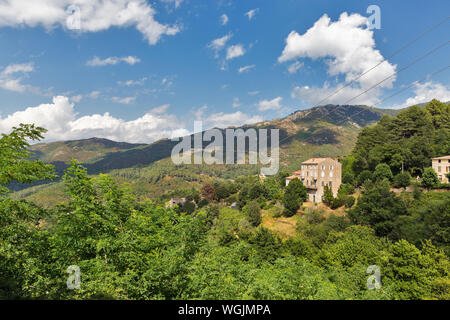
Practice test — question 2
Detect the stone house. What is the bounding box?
[286,157,342,203]
[432,155,450,183]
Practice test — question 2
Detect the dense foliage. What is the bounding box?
[1,106,449,300]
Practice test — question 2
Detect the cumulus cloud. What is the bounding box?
[257,97,283,111]
[226,44,245,60]
[221,14,229,26]
[0,62,34,92]
[86,56,141,67]
[391,81,450,109]
[287,61,303,74]
[0,96,189,143]
[245,9,259,21]
[0,0,180,45]
[205,111,262,129]
[279,12,397,105]
[238,65,255,73]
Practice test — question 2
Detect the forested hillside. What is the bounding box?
[12,104,394,203]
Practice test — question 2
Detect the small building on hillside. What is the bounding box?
[167,198,186,208]
[432,155,450,183]
[285,170,302,186]
[286,157,342,203]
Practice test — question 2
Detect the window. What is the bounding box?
[321,171,325,178]
[329,171,333,178]
[321,181,324,186]
[438,166,441,172]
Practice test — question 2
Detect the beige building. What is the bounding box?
[286,157,342,203]
[432,155,450,183]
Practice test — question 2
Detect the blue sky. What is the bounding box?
[0,0,448,143]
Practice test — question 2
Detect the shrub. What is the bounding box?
[421,167,439,190]
[373,163,393,182]
[393,172,411,189]
[357,170,373,186]
[345,196,355,208]
[244,200,262,227]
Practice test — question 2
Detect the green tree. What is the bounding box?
[357,170,373,186]
[244,200,262,227]
[322,185,334,206]
[373,163,393,182]
[182,201,196,214]
[393,172,411,189]
[349,179,407,237]
[421,167,439,189]
[0,124,55,194]
[282,178,307,217]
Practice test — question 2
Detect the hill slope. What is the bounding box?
[12,104,397,203]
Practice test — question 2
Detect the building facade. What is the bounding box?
[286,157,342,203]
[432,155,450,183]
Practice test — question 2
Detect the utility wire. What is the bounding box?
[278,63,450,145]
[312,16,449,107]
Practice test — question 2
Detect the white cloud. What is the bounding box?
[248,91,259,95]
[160,0,183,9]
[112,96,136,104]
[208,33,232,53]
[0,96,189,143]
[226,44,245,60]
[88,91,100,99]
[118,77,147,86]
[279,12,397,105]
[245,8,259,21]
[287,61,303,74]
[193,105,208,120]
[151,104,170,114]
[70,94,83,103]
[391,81,450,109]
[257,97,283,111]
[232,97,241,108]
[87,56,141,67]
[0,62,34,92]
[291,83,380,106]
[238,65,255,73]
[0,0,180,45]
[205,111,262,129]
[221,14,229,26]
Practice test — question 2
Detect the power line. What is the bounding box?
[312,16,449,107]
[372,65,449,107]
[342,39,449,105]
[278,64,450,145]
